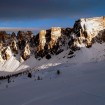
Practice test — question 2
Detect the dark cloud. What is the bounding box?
[0,0,105,20]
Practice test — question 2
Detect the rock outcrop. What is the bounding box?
[73,16,105,47]
[10,40,18,54]
[49,27,61,49]
[4,46,12,60]
[20,56,24,63]
[0,52,3,62]
[0,16,105,62]
[38,30,46,51]
[22,43,30,60]
[0,42,3,50]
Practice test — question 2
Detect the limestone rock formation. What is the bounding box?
[0,52,3,62]
[20,56,24,63]
[4,46,12,60]
[10,40,18,54]
[38,30,46,51]
[17,31,25,40]
[49,27,61,49]
[11,32,16,39]
[26,31,33,40]
[0,16,105,62]
[73,16,105,47]
[22,43,30,60]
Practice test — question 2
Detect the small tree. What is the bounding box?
[28,72,32,78]
[46,54,51,59]
[37,76,42,80]
[7,75,10,83]
[57,70,60,75]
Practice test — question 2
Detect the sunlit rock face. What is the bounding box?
[4,46,12,60]
[10,40,18,54]
[0,52,3,62]
[80,17,105,35]
[20,56,24,63]
[49,27,61,48]
[73,16,105,47]
[22,43,30,60]
[38,30,46,51]
[0,16,105,62]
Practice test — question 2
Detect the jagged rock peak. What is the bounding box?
[0,16,105,62]
[38,30,46,51]
[22,43,30,60]
[4,46,12,60]
[72,16,105,47]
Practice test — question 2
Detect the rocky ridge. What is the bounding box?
[0,16,105,63]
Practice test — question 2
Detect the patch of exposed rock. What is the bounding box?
[0,16,105,62]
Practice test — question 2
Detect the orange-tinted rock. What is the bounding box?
[20,56,24,63]
[73,16,105,47]
[22,43,30,60]
[4,46,12,60]
[38,30,46,51]
[49,27,61,48]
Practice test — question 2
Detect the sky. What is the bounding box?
[0,0,105,33]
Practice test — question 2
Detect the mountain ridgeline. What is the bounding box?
[0,16,105,62]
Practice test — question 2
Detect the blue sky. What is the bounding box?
[0,18,75,28]
[0,0,105,33]
[0,18,76,34]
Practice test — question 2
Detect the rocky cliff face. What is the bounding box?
[38,30,46,51]
[0,16,105,62]
[73,16,105,47]
[49,27,61,49]
[22,43,30,60]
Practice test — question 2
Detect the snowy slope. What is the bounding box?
[0,60,105,105]
[0,43,105,76]
[0,16,105,105]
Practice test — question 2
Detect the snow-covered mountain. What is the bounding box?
[0,16,105,105]
[0,16,105,76]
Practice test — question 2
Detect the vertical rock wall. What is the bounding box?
[49,27,61,48]
[22,43,30,60]
[73,16,105,47]
[38,30,46,51]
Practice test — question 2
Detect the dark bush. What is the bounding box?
[57,70,60,75]
[28,72,32,78]
[37,76,42,80]
[46,54,51,59]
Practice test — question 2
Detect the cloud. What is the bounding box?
[0,0,104,20]
[0,27,41,33]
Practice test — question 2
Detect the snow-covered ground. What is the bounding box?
[0,61,105,105]
[0,43,105,105]
[0,43,105,76]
